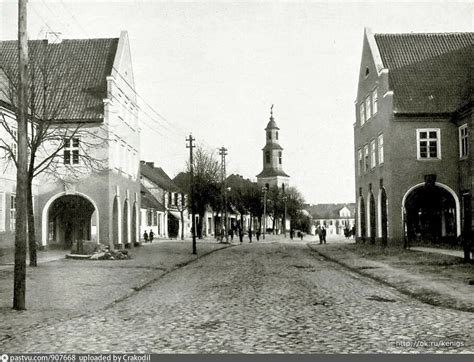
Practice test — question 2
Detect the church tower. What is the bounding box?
[256,105,290,190]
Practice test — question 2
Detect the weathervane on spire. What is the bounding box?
[270,104,274,118]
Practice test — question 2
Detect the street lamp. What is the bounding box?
[282,195,288,238]
[262,186,267,240]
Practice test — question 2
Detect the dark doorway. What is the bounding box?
[112,197,119,244]
[168,214,179,239]
[381,188,388,246]
[369,193,376,244]
[359,197,366,242]
[122,200,129,246]
[48,195,95,248]
[131,203,137,244]
[405,185,456,243]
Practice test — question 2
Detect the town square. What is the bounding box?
[0,0,473,356]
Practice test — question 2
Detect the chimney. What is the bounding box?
[46,32,62,44]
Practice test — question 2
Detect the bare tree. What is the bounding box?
[175,192,187,240]
[175,146,221,238]
[0,40,109,268]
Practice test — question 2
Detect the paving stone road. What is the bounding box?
[2,242,473,353]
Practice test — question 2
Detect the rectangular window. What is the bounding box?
[10,194,16,231]
[372,89,378,114]
[153,212,158,226]
[278,151,282,165]
[64,137,80,165]
[370,139,376,168]
[459,124,469,159]
[417,129,440,160]
[364,144,369,172]
[378,134,384,164]
[365,96,371,120]
[357,149,362,176]
[0,192,4,232]
[360,103,365,126]
[174,193,178,206]
[265,151,270,164]
[147,210,152,226]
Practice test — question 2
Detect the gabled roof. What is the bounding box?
[140,184,165,211]
[0,38,119,121]
[373,32,473,114]
[140,162,180,192]
[306,203,355,219]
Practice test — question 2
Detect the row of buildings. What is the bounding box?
[0,31,291,250]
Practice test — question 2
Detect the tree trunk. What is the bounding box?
[13,0,29,311]
[180,211,184,240]
[27,177,37,266]
[198,213,204,238]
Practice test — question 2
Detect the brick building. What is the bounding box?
[354,28,473,245]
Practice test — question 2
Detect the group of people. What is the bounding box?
[142,230,155,243]
[315,226,327,244]
[217,226,262,244]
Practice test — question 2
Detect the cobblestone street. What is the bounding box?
[2,240,473,353]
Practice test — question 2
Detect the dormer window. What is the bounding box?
[365,67,370,77]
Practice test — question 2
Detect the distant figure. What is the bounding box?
[322,226,327,244]
[248,228,253,243]
[229,228,234,242]
[256,229,261,241]
[239,227,243,243]
[351,226,356,239]
[143,231,149,243]
[299,231,304,240]
[149,230,154,242]
[290,228,294,240]
[317,226,323,244]
[344,227,350,239]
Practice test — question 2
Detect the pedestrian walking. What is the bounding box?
[229,228,234,242]
[316,226,322,244]
[290,228,294,240]
[143,231,149,243]
[149,230,154,242]
[322,226,327,244]
[248,228,253,243]
[351,225,356,239]
[256,229,261,241]
[239,227,243,243]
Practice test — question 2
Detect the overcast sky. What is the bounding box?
[1,1,472,204]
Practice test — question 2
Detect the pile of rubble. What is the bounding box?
[89,246,131,260]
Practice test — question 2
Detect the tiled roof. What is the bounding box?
[0,38,118,121]
[306,203,355,219]
[374,33,473,114]
[140,184,165,211]
[256,169,290,178]
[140,162,180,192]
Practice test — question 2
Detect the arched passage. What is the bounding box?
[380,188,388,245]
[131,202,137,244]
[369,192,376,243]
[358,196,366,241]
[403,183,460,242]
[123,199,130,246]
[112,196,119,244]
[42,193,98,247]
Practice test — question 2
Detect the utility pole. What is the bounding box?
[219,147,228,243]
[283,194,287,238]
[13,0,29,310]
[262,186,267,240]
[186,134,196,254]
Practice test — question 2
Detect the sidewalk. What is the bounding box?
[0,240,230,343]
[307,239,474,313]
